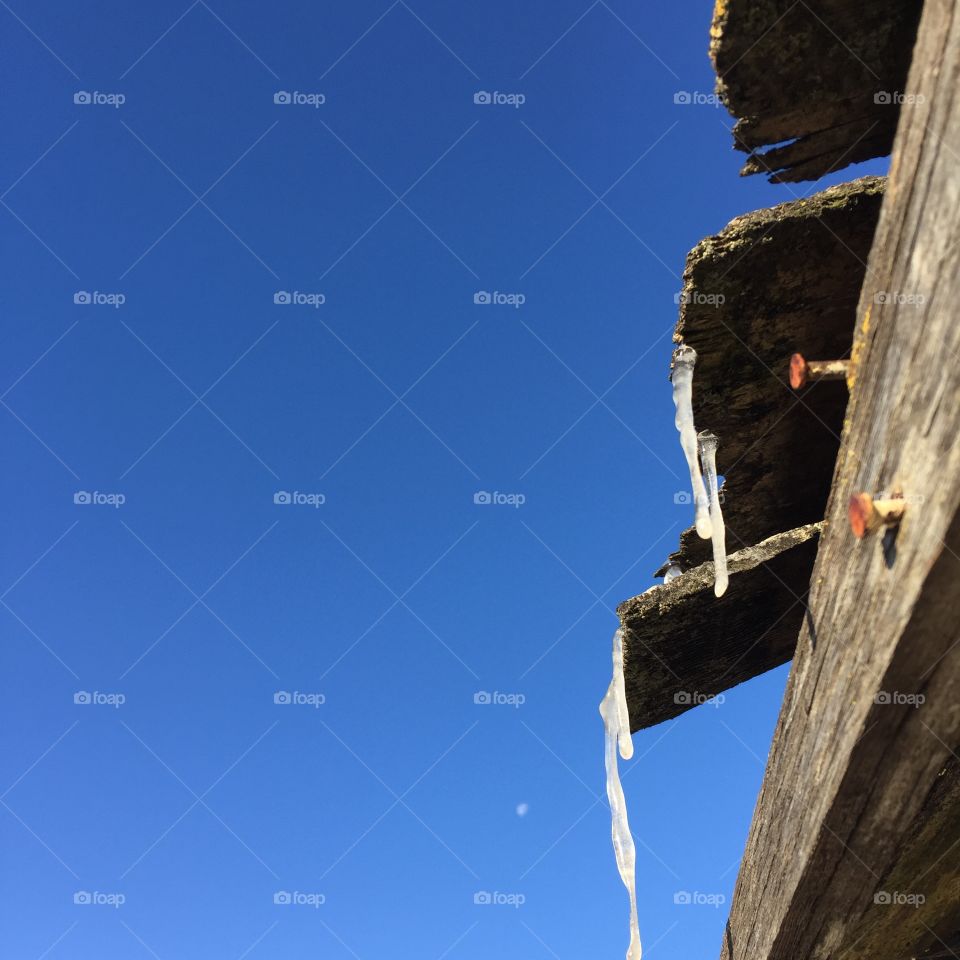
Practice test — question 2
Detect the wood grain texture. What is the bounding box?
[619,524,820,731]
[719,3,960,958]
[711,0,923,181]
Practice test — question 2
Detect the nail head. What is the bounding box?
[789,353,808,389]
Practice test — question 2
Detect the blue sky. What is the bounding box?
[0,2,888,958]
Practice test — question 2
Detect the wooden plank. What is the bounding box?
[619,524,819,731]
[711,0,923,181]
[659,177,883,576]
[719,2,960,957]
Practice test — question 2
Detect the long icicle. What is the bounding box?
[599,627,641,960]
[697,429,728,597]
[671,345,712,539]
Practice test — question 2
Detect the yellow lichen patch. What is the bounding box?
[847,304,871,390]
[709,0,729,64]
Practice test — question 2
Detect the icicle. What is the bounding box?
[671,345,712,539]
[663,563,682,584]
[697,430,728,597]
[599,627,641,960]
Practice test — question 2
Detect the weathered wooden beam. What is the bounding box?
[710,0,923,181]
[657,177,883,577]
[619,523,820,731]
[830,756,960,960]
[719,2,960,957]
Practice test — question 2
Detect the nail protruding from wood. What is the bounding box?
[789,353,851,389]
[848,493,907,539]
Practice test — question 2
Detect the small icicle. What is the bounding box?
[697,430,728,597]
[599,627,641,960]
[671,345,712,540]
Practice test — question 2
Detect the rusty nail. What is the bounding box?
[789,353,850,389]
[848,492,907,539]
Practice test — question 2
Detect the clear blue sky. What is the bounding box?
[1,2,888,958]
